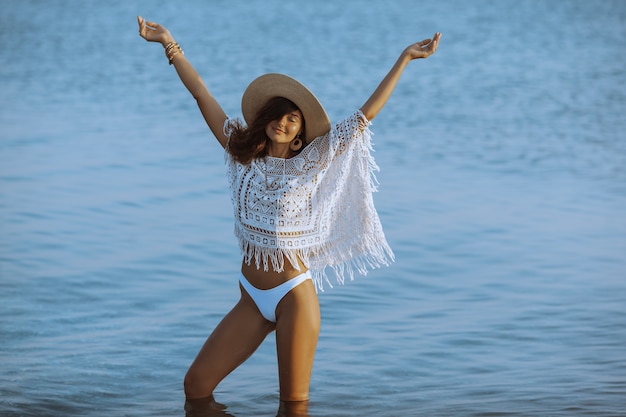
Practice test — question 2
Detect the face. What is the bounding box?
[265,110,303,144]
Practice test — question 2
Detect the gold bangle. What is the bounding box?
[164,42,184,65]
[168,49,183,65]
[164,41,178,52]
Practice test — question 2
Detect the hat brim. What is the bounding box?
[242,73,330,144]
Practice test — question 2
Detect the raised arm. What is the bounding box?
[360,32,441,121]
[138,16,229,148]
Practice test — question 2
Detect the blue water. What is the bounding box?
[1,0,625,416]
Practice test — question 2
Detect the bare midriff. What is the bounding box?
[241,255,309,290]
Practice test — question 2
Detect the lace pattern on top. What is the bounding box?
[224,110,394,291]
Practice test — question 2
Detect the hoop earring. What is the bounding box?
[289,135,303,152]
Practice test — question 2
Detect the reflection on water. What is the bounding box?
[275,401,310,417]
[184,398,310,417]
[184,397,236,417]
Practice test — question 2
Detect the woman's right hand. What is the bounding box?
[137,16,174,45]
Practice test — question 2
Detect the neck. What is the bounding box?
[267,143,292,159]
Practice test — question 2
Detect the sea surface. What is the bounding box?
[1,1,625,416]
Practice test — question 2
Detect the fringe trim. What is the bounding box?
[234,224,395,293]
[236,226,303,274]
[311,239,395,293]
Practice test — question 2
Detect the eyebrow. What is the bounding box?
[288,112,302,119]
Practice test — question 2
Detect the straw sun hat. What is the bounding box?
[242,73,331,144]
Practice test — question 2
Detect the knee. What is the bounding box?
[184,367,211,399]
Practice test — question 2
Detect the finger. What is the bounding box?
[431,33,441,50]
[138,17,146,38]
[417,38,432,47]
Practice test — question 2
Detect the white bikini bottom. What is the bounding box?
[239,270,312,323]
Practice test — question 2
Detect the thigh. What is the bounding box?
[275,278,321,402]
[185,286,275,399]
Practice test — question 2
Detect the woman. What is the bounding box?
[137,15,440,412]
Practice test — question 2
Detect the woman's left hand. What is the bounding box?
[403,32,442,60]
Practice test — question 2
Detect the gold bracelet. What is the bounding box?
[164,42,184,65]
[165,42,181,60]
[164,41,178,53]
[168,49,183,64]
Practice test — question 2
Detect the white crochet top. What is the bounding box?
[224,110,394,291]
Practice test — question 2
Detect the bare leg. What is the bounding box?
[275,278,320,402]
[184,286,275,399]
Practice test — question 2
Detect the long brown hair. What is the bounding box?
[228,97,306,165]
